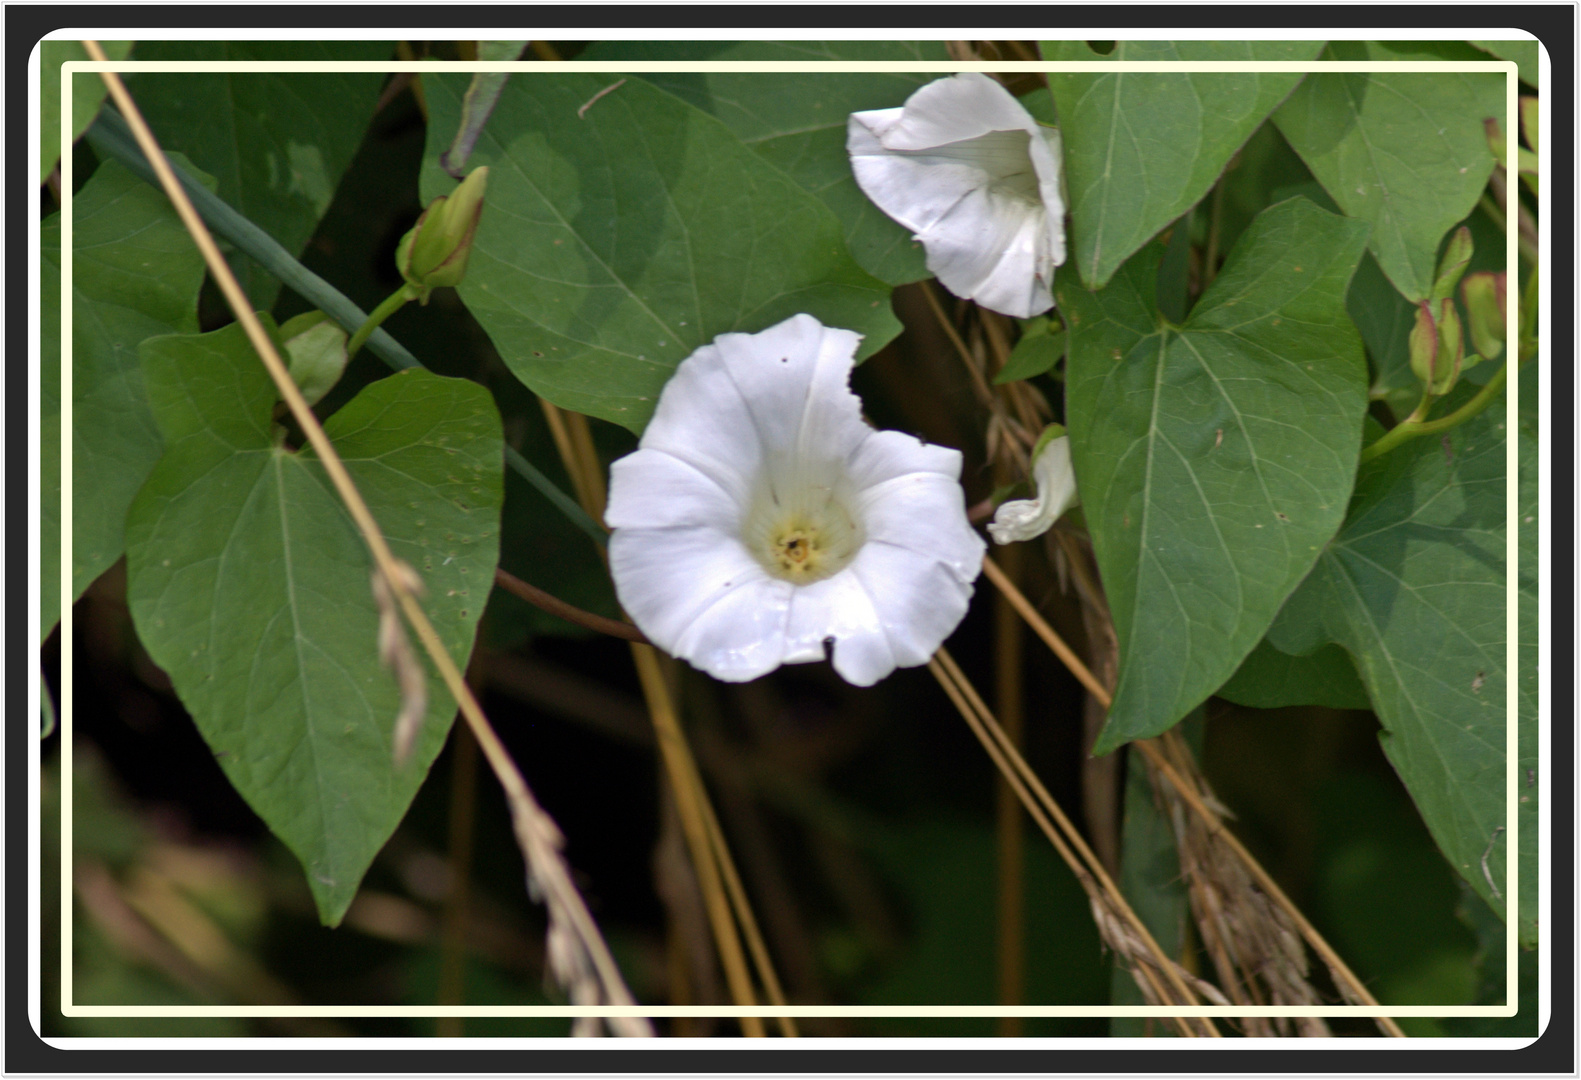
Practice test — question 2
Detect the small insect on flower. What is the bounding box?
[606,314,986,686]
[848,73,1067,319]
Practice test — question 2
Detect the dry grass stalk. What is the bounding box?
[929,650,1220,1038]
[1141,734,1332,1038]
[538,392,792,1035]
[1135,736,1407,1038]
[85,48,652,1037]
[978,552,1408,1038]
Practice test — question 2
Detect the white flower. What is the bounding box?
[607,314,986,687]
[848,72,1067,319]
[988,429,1078,544]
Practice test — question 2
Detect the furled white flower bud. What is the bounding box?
[988,426,1077,544]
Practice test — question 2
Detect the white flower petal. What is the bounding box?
[858,470,986,581]
[847,429,963,488]
[606,448,742,531]
[849,116,990,235]
[608,524,765,652]
[713,313,870,472]
[670,577,794,683]
[847,74,1067,319]
[850,541,975,668]
[636,339,764,508]
[781,571,894,686]
[874,72,1041,151]
[916,186,1052,318]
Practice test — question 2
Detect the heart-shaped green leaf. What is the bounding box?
[1268,394,1534,946]
[419,70,901,434]
[1061,197,1371,753]
[1273,41,1504,302]
[40,158,210,638]
[124,321,502,924]
[126,41,393,309]
[1043,40,1323,290]
[579,41,951,286]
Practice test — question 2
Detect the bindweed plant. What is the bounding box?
[40,37,1540,1038]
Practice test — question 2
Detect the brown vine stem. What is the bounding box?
[929,649,1217,1037]
[493,567,648,643]
[83,45,650,1035]
[977,552,1407,1038]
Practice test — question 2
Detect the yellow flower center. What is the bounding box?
[745,483,863,584]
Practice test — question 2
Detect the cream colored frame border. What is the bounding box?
[38,39,1542,1038]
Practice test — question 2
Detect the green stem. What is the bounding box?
[86,108,607,549]
[1358,362,1508,464]
[347,286,413,359]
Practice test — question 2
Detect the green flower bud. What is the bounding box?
[279,310,349,406]
[397,166,489,304]
[1519,96,1539,157]
[1408,300,1438,389]
[1432,298,1465,396]
[1461,271,1507,362]
[1430,226,1473,303]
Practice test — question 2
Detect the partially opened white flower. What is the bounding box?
[848,72,1067,319]
[607,314,986,686]
[988,426,1078,544]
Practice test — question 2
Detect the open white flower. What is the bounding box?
[607,314,986,687]
[988,427,1078,544]
[848,72,1067,319]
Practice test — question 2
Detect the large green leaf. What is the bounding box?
[1061,197,1371,754]
[1042,40,1323,290]
[126,41,392,309]
[39,41,132,184]
[579,41,950,286]
[419,70,902,434]
[1273,41,1504,302]
[40,158,210,638]
[124,322,502,925]
[1267,397,1532,945]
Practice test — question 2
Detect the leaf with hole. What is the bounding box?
[124,321,502,924]
[1060,197,1371,754]
[126,40,393,310]
[1273,41,1504,302]
[419,70,901,434]
[1043,40,1323,291]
